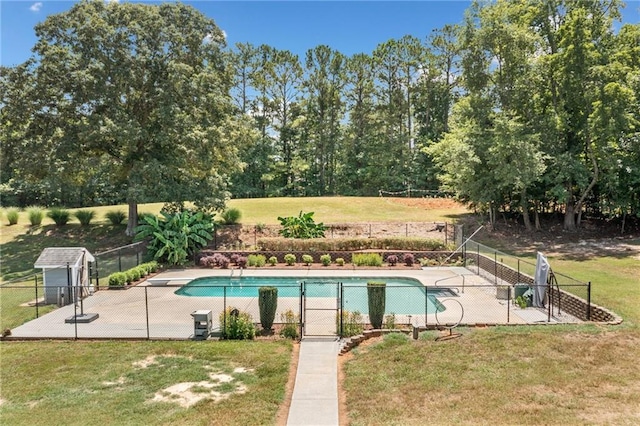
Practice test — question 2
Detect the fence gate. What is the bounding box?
[301,281,341,337]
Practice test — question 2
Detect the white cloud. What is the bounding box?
[29,2,43,12]
[105,0,120,3]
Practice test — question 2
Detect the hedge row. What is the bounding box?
[108,261,160,287]
[255,237,448,252]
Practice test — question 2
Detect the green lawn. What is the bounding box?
[0,340,292,426]
[2,197,639,424]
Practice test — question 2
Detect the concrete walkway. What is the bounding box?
[287,338,341,425]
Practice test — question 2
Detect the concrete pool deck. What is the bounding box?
[8,266,572,340]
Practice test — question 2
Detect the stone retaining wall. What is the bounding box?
[466,252,621,324]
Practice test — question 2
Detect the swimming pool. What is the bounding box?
[175,276,455,314]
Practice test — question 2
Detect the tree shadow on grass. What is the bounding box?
[1,224,132,282]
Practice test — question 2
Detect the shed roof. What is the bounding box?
[34,247,95,269]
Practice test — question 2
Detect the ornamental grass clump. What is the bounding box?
[6,208,19,225]
[302,254,313,266]
[74,209,95,226]
[27,207,44,226]
[105,210,126,225]
[258,287,278,331]
[367,281,386,329]
[284,253,296,266]
[47,208,71,226]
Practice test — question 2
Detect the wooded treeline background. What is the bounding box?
[1,0,639,232]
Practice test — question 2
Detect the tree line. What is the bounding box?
[1,0,638,233]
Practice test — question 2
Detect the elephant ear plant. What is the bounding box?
[135,210,214,266]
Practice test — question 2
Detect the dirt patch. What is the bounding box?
[150,372,247,408]
[387,197,465,210]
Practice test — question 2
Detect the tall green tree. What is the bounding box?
[6,0,237,235]
[302,45,346,195]
[263,49,304,195]
[341,53,381,195]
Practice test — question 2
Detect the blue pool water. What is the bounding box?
[175,276,453,314]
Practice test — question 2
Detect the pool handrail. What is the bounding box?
[434,274,465,293]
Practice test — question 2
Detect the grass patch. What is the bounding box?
[344,327,640,425]
[0,340,292,425]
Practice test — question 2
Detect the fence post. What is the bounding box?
[587,281,591,321]
[74,296,79,339]
[445,222,448,246]
[425,286,428,328]
[145,287,150,339]
[223,286,227,339]
[507,284,511,323]
[494,251,497,285]
[35,275,39,318]
[118,249,122,272]
[477,245,480,275]
[95,258,100,291]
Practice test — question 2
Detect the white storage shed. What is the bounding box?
[34,247,95,306]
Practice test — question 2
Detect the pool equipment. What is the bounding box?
[191,310,212,340]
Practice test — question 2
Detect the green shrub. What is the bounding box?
[384,313,397,329]
[280,309,299,339]
[6,208,19,225]
[27,207,44,226]
[219,307,255,340]
[256,237,446,252]
[258,287,278,331]
[352,253,382,267]
[136,266,148,278]
[284,253,296,266]
[220,208,242,224]
[47,208,71,226]
[108,272,127,287]
[337,310,364,337]
[268,256,278,266]
[140,261,159,274]
[125,268,141,284]
[138,212,155,223]
[278,211,326,239]
[248,254,266,267]
[367,281,386,329]
[336,258,345,266]
[74,209,95,226]
[302,254,313,265]
[320,254,331,266]
[135,210,214,266]
[106,210,126,225]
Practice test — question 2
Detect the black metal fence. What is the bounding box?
[92,241,147,289]
[213,221,458,250]
[1,277,619,341]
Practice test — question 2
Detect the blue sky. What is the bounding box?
[1,1,639,67]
